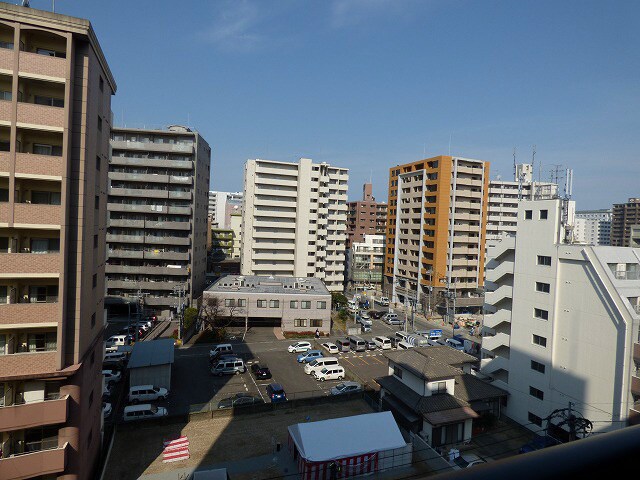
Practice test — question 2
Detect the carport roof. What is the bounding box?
[128,338,175,369]
[454,373,509,402]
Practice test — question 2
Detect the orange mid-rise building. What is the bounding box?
[383,156,489,315]
[0,4,116,480]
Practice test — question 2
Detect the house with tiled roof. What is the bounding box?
[377,346,507,448]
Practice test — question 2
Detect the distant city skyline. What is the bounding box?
[46,0,640,209]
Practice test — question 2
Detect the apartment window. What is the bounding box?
[33,143,62,156]
[290,300,298,309]
[525,210,533,220]
[393,366,403,379]
[32,191,61,205]
[94,234,98,248]
[269,300,280,308]
[27,332,57,352]
[35,95,64,107]
[294,318,307,327]
[535,282,550,293]
[95,195,99,209]
[237,299,247,307]
[528,412,543,427]
[257,300,267,308]
[529,386,544,400]
[532,334,547,347]
[36,47,66,58]
[310,319,323,327]
[0,90,11,101]
[531,360,546,374]
[433,381,447,394]
[99,76,104,92]
[225,299,235,307]
[301,301,311,309]
[539,209,548,220]
[97,116,102,131]
[91,313,96,328]
[537,255,552,266]
[92,274,97,288]
[534,308,549,320]
[96,155,101,171]
[317,301,327,309]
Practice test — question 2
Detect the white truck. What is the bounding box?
[376,297,390,306]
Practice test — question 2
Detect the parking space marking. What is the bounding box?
[369,355,386,365]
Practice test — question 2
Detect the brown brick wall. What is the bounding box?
[0,252,60,274]
[17,102,65,129]
[13,203,62,225]
[0,151,8,173]
[0,351,57,379]
[0,302,60,324]
[18,50,66,79]
[0,98,11,123]
[15,152,63,177]
[0,47,12,72]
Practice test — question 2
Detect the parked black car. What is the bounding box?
[217,393,264,409]
[251,364,272,380]
[368,310,385,319]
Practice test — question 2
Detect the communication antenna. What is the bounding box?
[512,147,516,181]
[21,0,30,7]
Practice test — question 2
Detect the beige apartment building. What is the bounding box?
[384,156,489,315]
[241,158,349,292]
[107,126,211,316]
[0,4,116,480]
[203,275,332,334]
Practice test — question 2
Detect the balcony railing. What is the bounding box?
[0,394,68,432]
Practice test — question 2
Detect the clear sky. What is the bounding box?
[33,0,640,208]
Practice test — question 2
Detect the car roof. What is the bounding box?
[130,384,156,390]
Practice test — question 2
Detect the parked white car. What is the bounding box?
[102,369,122,385]
[321,342,339,354]
[128,385,169,404]
[123,404,168,422]
[288,341,312,353]
[313,366,345,381]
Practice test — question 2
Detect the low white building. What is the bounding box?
[347,234,385,287]
[481,197,640,437]
[574,209,612,245]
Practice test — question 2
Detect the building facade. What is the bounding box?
[481,197,640,436]
[384,156,489,315]
[346,182,387,248]
[347,234,385,288]
[487,163,557,248]
[203,275,332,334]
[241,158,348,292]
[574,209,612,246]
[0,4,116,479]
[208,190,242,229]
[107,126,210,315]
[611,198,640,247]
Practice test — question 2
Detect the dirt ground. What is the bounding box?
[104,399,375,480]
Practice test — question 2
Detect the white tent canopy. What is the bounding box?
[288,411,406,462]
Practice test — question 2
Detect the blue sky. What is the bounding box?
[33,0,640,208]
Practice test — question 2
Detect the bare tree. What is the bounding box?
[199,296,245,332]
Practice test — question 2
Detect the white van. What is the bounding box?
[123,404,168,421]
[395,331,410,343]
[384,313,401,325]
[313,366,346,381]
[304,357,340,375]
[211,358,247,376]
[445,338,465,351]
[373,336,392,350]
[128,385,169,404]
[106,335,129,347]
[209,343,233,359]
[397,341,414,350]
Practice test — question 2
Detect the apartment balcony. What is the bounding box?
[253,230,296,240]
[7,204,62,227]
[169,175,192,185]
[457,165,483,175]
[145,235,190,246]
[0,151,8,174]
[451,235,480,244]
[256,210,296,220]
[485,284,513,306]
[485,260,515,283]
[254,197,296,208]
[255,165,299,177]
[106,234,144,244]
[109,156,193,169]
[108,249,144,259]
[255,176,298,188]
[0,46,12,72]
[19,50,67,80]
[0,395,69,432]
[454,296,484,307]
[108,219,145,228]
[105,264,188,276]
[107,203,165,215]
[0,351,57,379]
[167,205,191,215]
[14,153,63,178]
[456,177,483,187]
[108,172,169,183]
[0,442,68,479]
[145,220,191,230]
[481,332,510,351]
[252,251,295,261]
[0,253,60,277]
[451,258,477,267]
[253,219,295,229]
[109,187,168,199]
[107,280,185,291]
[257,187,298,198]
[168,191,192,200]
[110,139,194,154]
[483,307,511,329]
[17,103,64,131]
[0,302,59,325]
[144,296,179,307]
[479,355,509,376]
[252,242,295,250]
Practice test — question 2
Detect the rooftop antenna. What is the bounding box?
[21,0,30,7]
[512,147,516,181]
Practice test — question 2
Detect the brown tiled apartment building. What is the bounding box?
[0,4,116,480]
[611,198,640,247]
[346,182,387,248]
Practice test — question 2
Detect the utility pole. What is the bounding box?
[173,284,186,342]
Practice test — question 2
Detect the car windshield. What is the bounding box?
[309,360,318,367]
[320,368,328,374]
[335,383,345,390]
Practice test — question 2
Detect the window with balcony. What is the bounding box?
[0,41,14,50]
[36,47,66,58]
[33,143,62,156]
[28,285,58,303]
[31,190,61,205]
[30,238,60,253]
[27,332,57,352]
[34,95,64,108]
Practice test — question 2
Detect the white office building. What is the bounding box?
[574,209,612,246]
[208,191,243,229]
[481,197,640,437]
[241,158,349,291]
[347,234,385,287]
[487,164,557,248]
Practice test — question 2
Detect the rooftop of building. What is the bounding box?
[111,124,199,136]
[205,275,331,296]
[383,346,478,382]
[128,338,175,369]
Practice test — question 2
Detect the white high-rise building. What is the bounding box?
[487,164,557,248]
[241,158,349,291]
[574,209,612,245]
[481,197,640,437]
[208,191,243,228]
